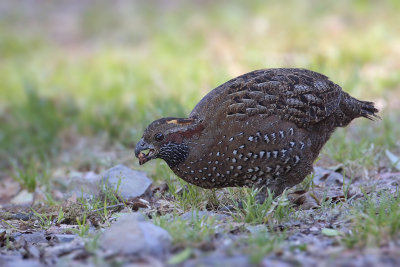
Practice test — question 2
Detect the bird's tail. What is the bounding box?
[336,92,380,127]
[358,99,380,121]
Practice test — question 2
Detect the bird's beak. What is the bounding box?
[135,139,156,165]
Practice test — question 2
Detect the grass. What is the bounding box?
[246,230,286,264]
[70,214,90,238]
[342,189,400,248]
[164,175,218,211]
[232,188,294,225]
[1,1,399,169]
[154,212,217,248]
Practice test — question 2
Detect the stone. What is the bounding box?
[13,231,47,245]
[100,213,171,257]
[0,177,20,204]
[0,257,42,267]
[10,190,34,205]
[54,234,76,243]
[101,165,152,200]
[313,167,348,187]
[65,171,101,199]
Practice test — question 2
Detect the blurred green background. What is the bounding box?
[1,0,399,174]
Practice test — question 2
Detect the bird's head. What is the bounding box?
[135,117,205,168]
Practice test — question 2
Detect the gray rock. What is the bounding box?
[13,231,47,245]
[24,244,40,259]
[10,190,34,205]
[54,234,76,243]
[43,238,85,259]
[65,165,152,200]
[101,165,152,200]
[0,257,43,267]
[66,171,102,199]
[313,167,348,187]
[100,213,171,257]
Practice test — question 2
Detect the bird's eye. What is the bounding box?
[154,133,164,141]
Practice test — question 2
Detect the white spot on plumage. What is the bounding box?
[233,150,238,155]
[259,151,265,158]
[279,131,284,138]
[237,166,243,170]
[248,136,254,141]
[229,137,234,142]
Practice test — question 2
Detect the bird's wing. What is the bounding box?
[190,68,342,128]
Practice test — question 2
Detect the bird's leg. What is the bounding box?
[255,186,270,204]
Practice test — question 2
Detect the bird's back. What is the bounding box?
[190,68,343,129]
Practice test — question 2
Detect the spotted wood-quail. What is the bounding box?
[135,68,379,196]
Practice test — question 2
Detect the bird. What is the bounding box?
[135,68,379,197]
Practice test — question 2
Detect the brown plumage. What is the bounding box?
[135,68,379,196]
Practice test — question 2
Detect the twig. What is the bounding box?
[90,203,125,213]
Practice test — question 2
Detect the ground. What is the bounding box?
[1,0,400,266]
